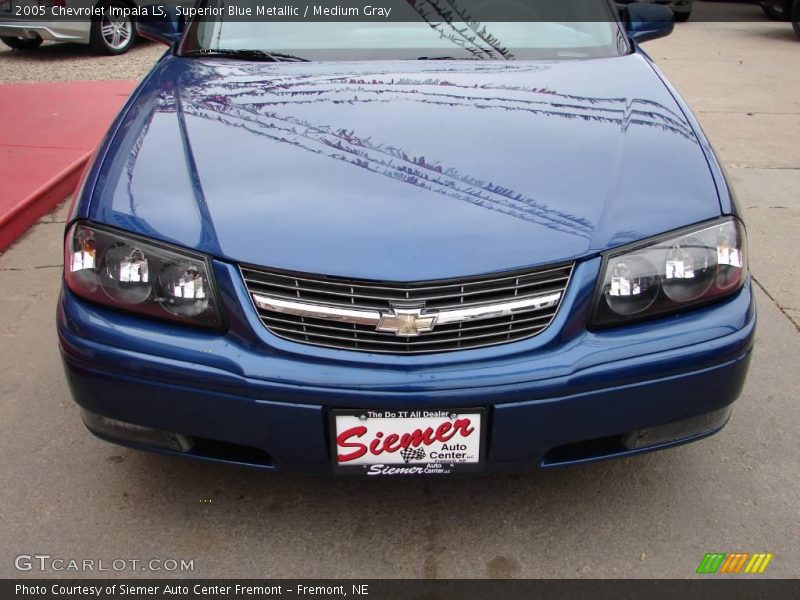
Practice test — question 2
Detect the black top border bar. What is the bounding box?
[0,0,787,23]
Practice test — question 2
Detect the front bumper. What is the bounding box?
[58,257,756,475]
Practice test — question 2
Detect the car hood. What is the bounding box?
[90,54,720,281]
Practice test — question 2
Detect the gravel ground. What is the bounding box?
[0,40,164,83]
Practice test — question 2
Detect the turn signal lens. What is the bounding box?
[65,223,223,329]
[592,218,747,327]
[69,226,98,291]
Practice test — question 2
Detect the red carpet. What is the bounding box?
[0,79,137,252]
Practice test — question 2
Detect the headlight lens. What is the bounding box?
[65,222,224,328]
[592,218,747,327]
[157,262,210,318]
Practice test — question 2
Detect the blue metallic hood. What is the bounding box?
[88,54,720,281]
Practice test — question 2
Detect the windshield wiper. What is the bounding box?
[182,49,309,62]
[417,56,482,60]
[265,52,310,62]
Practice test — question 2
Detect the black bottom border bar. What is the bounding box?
[4,579,799,600]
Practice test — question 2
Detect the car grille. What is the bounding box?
[241,263,572,354]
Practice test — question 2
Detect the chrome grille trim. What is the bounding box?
[253,295,382,326]
[243,273,570,306]
[242,263,573,354]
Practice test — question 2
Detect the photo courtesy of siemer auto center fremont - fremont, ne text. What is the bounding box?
[0,0,798,598]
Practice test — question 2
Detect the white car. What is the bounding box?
[0,0,139,54]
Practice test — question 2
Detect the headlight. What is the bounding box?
[591,218,747,328]
[65,222,224,329]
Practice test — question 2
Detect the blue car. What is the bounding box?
[58,1,755,477]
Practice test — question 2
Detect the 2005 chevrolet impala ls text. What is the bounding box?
[57,1,755,477]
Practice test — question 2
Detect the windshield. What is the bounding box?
[179,1,627,61]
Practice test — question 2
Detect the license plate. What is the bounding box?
[331,408,485,476]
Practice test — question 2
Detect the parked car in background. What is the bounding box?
[760,0,793,21]
[616,0,693,22]
[0,0,138,54]
[765,0,800,37]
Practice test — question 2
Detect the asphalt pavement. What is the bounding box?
[0,6,798,579]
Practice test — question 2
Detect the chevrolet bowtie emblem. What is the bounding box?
[376,306,437,337]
